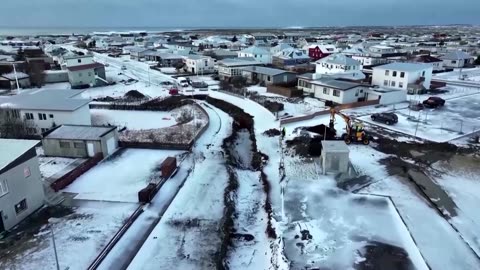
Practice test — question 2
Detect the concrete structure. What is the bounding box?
[238,46,272,64]
[0,89,91,135]
[0,139,44,232]
[184,55,216,74]
[217,58,263,80]
[366,87,407,105]
[241,66,296,85]
[0,72,31,90]
[42,125,118,158]
[441,51,474,68]
[315,54,365,80]
[310,79,368,104]
[270,43,293,54]
[321,140,349,174]
[372,62,433,94]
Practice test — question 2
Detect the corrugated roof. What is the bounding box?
[240,46,271,55]
[316,54,360,66]
[373,62,431,72]
[310,78,363,90]
[441,50,473,60]
[44,125,116,140]
[0,139,39,171]
[219,57,262,67]
[0,89,90,111]
[67,62,104,72]
[242,66,291,76]
[1,72,29,80]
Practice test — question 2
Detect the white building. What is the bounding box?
[315,54,365,80]
[372,62,433,94]
[308,78,368,104]
[217,58,263,80]
[63,55,106,88]
[184,55,216,74]
[342,47,390,67]
[238,46,272,64]
[366,87,407,105]
[369,45,395,54]
[321,141,349,174]
[0,89,91,135]
[441,51,474,68]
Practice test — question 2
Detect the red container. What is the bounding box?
[160,157,177,179]
[138,183,157,203]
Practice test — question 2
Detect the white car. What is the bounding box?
[177,77,189,87]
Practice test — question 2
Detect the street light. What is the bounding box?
[48,218,61,270]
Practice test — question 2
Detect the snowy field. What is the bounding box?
[0,201,137,270]
[91,109,177,130]
[63,149,185,202]
[38,156,85,180]
[358,94,480,142]
[434,68,480,82]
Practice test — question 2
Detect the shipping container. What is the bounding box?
[160,156,177,179]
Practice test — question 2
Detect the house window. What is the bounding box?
[15,199,28,215]
[41,128,48,133]
[422,71,426,76]
[0,179,8,197]
[74,142,85,149]
[25,113,34,120]
[393,71,397,77]
[38,113,47,120]
[323,87,330,95]
[267,76,271,81]
[333,90,340,97]
[77,59,81,63]
[205,60,208,67]
[49,114,54,118]
[400,72,405,78]
[384,80,388,86]
[452,60,457,64]
[391,81,396,87]
[79,72,82,77]
[399,82,404,88]
[24,167,31,178]
[385,70,390,76]
[59,141,70,148]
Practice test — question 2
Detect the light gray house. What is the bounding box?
[0,139,44,232]
[441,50,474,68]
[241,66,297,85]
[0,72,31,90]
[42,125,118,158]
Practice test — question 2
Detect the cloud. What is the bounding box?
[0,0,478,28]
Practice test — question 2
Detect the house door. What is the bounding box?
[87,142,95,157]
[192,67,195,73]
[0,211,5,233]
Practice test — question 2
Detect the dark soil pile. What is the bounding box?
[142,96,194,111]
[354,241,414,270]
[124,90,145,99]
[263,128,281,137]
[93,96,116,102]
[306,124,337,140]
[286,135,324,157]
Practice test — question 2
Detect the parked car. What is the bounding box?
[371,112,398,125]
[423,97,445,108]
[177,77,189,87]
[161,81,173,86]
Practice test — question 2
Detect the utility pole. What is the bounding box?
[12,63,20,92]
[49,223,60,270]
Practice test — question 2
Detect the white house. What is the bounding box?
[270,43,293,54]
[64,55,106,88]
[369,45,395,54]
[342,47,390,67]
[441,51,474,68]
[372,62,433,94]
[310,78,368,104]
[315,54,365,80]
[0,89,92,135]
[184,55,216,74]
[238,46,272,64]
[217,58,263,80]
[411,55,444,72]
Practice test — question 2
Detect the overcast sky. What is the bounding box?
[0,0,478,28]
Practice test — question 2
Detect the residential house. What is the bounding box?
[0,89,92,135]
[270,43,293,55]
[203,49,238,60]
[241,66,297,85]
[315,54,365,80]
[144,52,184,67]
[284,32,310,42]
[372,62,433,94]
[0,139,44,233]
[441,51,474,68]
[411,55,444,72]
[238,46,272,64]
[309,78,368,104]
[369,45,395,54]
[42,125,118,158]
[251,32,277,42]
[0,72,31,90]
[303,44,339,61]
[184,55,216,74]
[63,55,106,88]
[124,46,155,60]
[217,58,263,80]
[272,48,311,70]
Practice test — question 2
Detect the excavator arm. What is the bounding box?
[329,107,352,134]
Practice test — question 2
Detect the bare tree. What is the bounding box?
[28,61,46,87]
[177,108,194,124]
[0,109,35,138]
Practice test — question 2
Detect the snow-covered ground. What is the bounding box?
[63,149,185,202]
[358,94,480,142]
[434,68,480,82]
[91,109,177,130]
[0,201,137,270]
[127,102,233,269]
[38,156,85,180]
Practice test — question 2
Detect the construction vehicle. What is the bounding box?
[329,107,370,145]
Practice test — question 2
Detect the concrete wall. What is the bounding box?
[0,156,44,231]
[366,89,407,105]
[44,71,68,83]
[100,129,119,157]
[313,85,366,104]
[322,151,349,174]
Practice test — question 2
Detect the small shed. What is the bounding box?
[321,140,349,174]
[42,125,118,158]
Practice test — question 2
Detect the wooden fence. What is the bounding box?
[50,153,104,192]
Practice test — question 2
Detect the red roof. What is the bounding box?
[67,62,104,72]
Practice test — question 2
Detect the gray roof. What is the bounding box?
[219,57,262,67]
[0,89,90,111]
[316,54,360,66]
[311,79,363,90]
[0,139,39,171]
[373,62,431,72]
[1,72,29,80]
[45,125,116,140]
[242,66,291,76]
[144,51,183,59]
[321,140,349,153]
[185,54,210,60]
[441,50,473,60]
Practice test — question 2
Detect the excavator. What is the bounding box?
[329,107,370,145]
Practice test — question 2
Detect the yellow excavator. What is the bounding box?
[329,107,370,145]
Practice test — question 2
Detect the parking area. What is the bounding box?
[358,94,480,142]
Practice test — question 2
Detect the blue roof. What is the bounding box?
[373,62,431,72]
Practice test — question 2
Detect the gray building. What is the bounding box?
[0,139,44,232]
[242,66,297,85]
[144,52,184,67]
[42,125,118,158]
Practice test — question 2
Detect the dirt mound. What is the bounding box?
[142,96,194,111]
[286,135,324,157]
[264,128,281,137]
[124,90,145,99]
[354,241,414,270]
[306,124,337,140]
[93,96,116,102]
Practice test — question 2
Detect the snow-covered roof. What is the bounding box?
[316,54,361,66]
[321,140,349,153]
[271,43,293,52]
[373,62,431,72]
[242,66,291,76]
[1,72,29,80]
[0,89,90,111]
[306,44,339,53]
[240,46,271,56]
[44,125,116,141]
[0,139,39,172]
[310,78,363,90]
[441,50,473,60]
[219,57,262,67]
